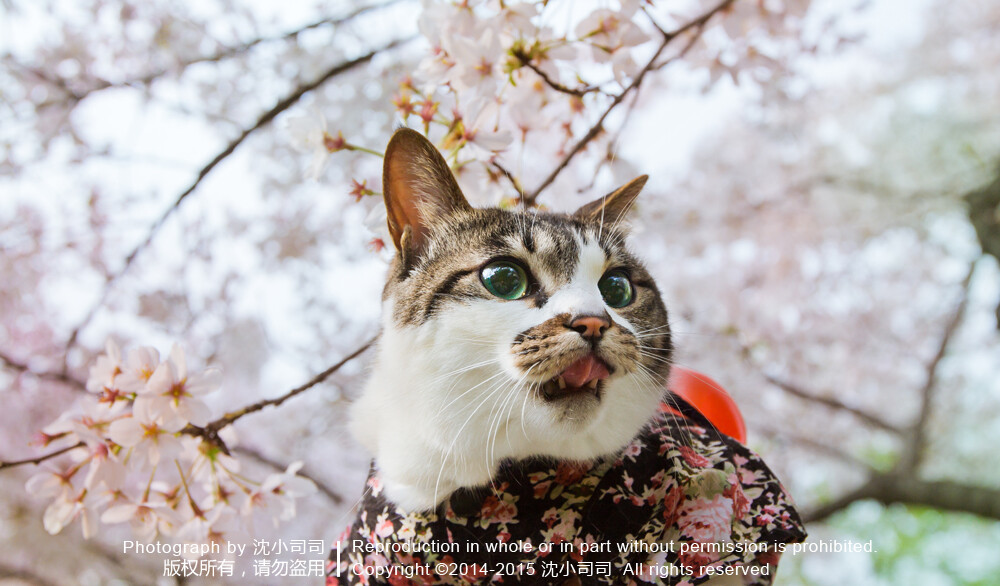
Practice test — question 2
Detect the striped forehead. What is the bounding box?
[470,211,624,284]
[420,209,631,285]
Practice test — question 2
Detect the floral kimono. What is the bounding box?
[328,400,806,585]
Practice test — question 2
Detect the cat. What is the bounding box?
[349,127,672,512]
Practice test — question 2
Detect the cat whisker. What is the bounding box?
[632,323,674,336]
[636,349,675,366]
[430,357,499,385]
[484,380,519,495]
[487,372,527,474]
[432,374,514,506]
[629,365,698,452]
[499,365,536,460]
[519,382,534,442]
[637,351,675,366]
[440,369,509,412]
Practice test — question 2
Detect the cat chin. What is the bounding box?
[351,300,664,512]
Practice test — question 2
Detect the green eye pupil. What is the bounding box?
[481,262,528,300]
[599,272,633,308]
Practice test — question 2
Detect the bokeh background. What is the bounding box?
[2,0,1000,584]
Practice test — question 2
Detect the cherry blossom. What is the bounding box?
[115,346,161,394]
[102,495,183,542]
[286,110,338,180]
[86,339,122,394]
[134,344,220,429]
[243,461,317,529]
[107,400,185,468]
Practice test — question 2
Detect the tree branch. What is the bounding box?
[28,1,407,109]
[755,426,872,470]
[510,49,595,98]
[182,337,377,452]
[491,160,525,201]
[2,337,375,473]
[62,38,412,363]
[801,261,982,525]
[0,442,85,471]
[0,350,86,391]
[764,374,903,434]
[0,563,61,586]
[905,260,976,471]
[524,0,734,206]
[803,475,1000,524]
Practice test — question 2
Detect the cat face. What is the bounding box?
[384,208,671,425]
[350,129,671,510]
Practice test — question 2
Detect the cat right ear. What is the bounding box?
[382,128,471,259]
[573,175,648,226]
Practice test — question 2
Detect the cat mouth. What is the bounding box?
[541,353,611,401]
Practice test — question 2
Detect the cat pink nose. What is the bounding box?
[569,315,610,339]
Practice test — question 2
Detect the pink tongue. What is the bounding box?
[561,354,610,388]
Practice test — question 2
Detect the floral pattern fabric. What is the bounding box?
[328,402,806,585]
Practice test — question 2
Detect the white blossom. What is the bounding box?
[107,394,185,468]
[134,344,220,429]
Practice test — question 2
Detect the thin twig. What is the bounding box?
[0,563,62,586]
[511,49,596,97]
[0,442,85,471]
[234,446,343,504]
[491,160,525,201]
[182,337,377,452]
[524,0,735,206]
[29,1,407,109]
[764,374,903,434]
[0,351,86,391]
[577,90,642,194]
[756,426,872,470]
[62,39,412,364]
[906,260,976,471]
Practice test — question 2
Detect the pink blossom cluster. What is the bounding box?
[290,0,657,203]
[25,341,316,548]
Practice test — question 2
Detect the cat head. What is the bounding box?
[354,128,671,508]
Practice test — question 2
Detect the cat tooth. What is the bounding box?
[587,379,599,389]
[557,376,566,389]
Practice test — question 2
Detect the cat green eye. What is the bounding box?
[481,261,529,300]
[599,270,634,308]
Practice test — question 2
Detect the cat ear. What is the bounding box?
[573,175,648,225]
[382,128,471,256]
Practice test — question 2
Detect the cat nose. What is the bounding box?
[568,314,611,339]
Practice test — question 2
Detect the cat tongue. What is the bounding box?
[561,354,610,388]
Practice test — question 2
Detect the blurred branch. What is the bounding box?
[62,39,412,364]
[577,91,642,194]
[804,475,1000,524]
[0,442,84,471]
[0,563,60,586]
[904,260,975,472]
[524,0,735,206]
[763,374,903,434]
[964,165,1000,327]
[27,1,407,109]
[756,426,872,470]
[234,446,343,504]
[803,262,981,524]
[134,1,404,81]
[182,337,377,453]
[0,350,86,391]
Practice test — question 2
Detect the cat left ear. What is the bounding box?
[382,128,471,259]
[573,175,648,225]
